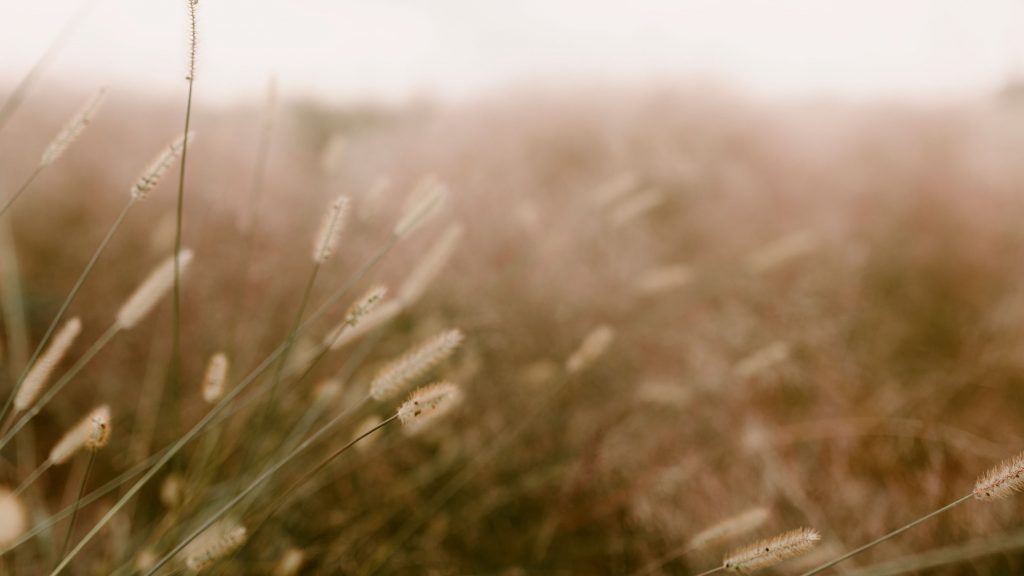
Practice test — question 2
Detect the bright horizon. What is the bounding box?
[2,0,1023,105]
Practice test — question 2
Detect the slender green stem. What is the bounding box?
[0,166,43,218]
[169,3,198,435]
[13,459,51,496]
[692,566,725,576]
[56,450,95,564]
[48,237,398,575]
[143,408,393,576]
[798,494,974,576]
[0,324,120,453]
[0,200,133,427]
[630,542,695,576]
[253,262,322,441]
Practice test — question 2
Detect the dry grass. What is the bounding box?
[2,71,1024,575]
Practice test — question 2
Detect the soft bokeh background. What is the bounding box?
[3,2,1024,575]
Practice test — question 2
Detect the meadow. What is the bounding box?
[3,5,1024,575]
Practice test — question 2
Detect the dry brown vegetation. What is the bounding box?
[2,78,1024,575]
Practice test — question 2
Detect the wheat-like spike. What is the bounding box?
[326,299,403,351]
[49,405,111,465]
[974,451,1024,500]
[323,285,387,346]
[312,195,350,263]
[634,264,693,297]
[370,329,464,401]
[185,0,198,81]
[201,352,229,404]
[688,507,771,551]
[723,528,821,573]
[398,224,463,305]
[184,524,246,572]
[40,88,106,166]
[394,175,448,237]
[734,341,791,380]
[397,382,463,435]
[0,486,27,547]
[14,317,82,412]
[745,230,818,273]
[130,133,193,200]
[115,249,194,329]
[565,325,616,374]
[273,548,306,576]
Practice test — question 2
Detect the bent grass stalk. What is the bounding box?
[141,412,397,576]
[800,449,1024,576]
[48,235,399,575]
[0,200,134,429]
[168,0,200,424]
[1,133,186,431]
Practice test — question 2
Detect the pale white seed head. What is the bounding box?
[398,224,463,306]
[130,133,193,200]
[370,329,464,401]
[115,249,193,329]
[312,378,343,403]
[323,285,388,347]
[745,230,818,274]
[0,486,27,547]
[975,451,1024,501]
[184,522,247,572]
[397,382,463,435]
[49,404,111,465]
[40,88,107,166]
[634,265,693,297]
[313,195,350,263]
[608,188,665,228]
[688,507,771,551]
[326,299,403,351]
[723,527,821,572]
[274,548,306,576]
[734,341,791,380]
[394,176,448,238]
[160,473,186,509]
[15,317,82,412]
[201,352,229,404]
[565,325,615,374]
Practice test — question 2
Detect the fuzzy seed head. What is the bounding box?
[723,527,821,572]
[394,176,448,237]
[974,451,1024,501]
[688,507,771,551]
[323,285,388,347]
[116,249,193,329]
[326,299,403,351]
[397,382,463,434]
[313,195,350,263]
[40,89,106,166]
[15,317,82,412]
[0,486,27,546]
[130,133,193,200]
[398,224,463,305]
[370,329,464,401]
[184,523,247,572]
[274,548,306,576]
[201,352,229,404]
[565,325,615,374]
[49,405,111,464]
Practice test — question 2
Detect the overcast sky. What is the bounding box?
[2,0,1022,105]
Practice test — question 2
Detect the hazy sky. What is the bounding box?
[2,0,1022,104]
